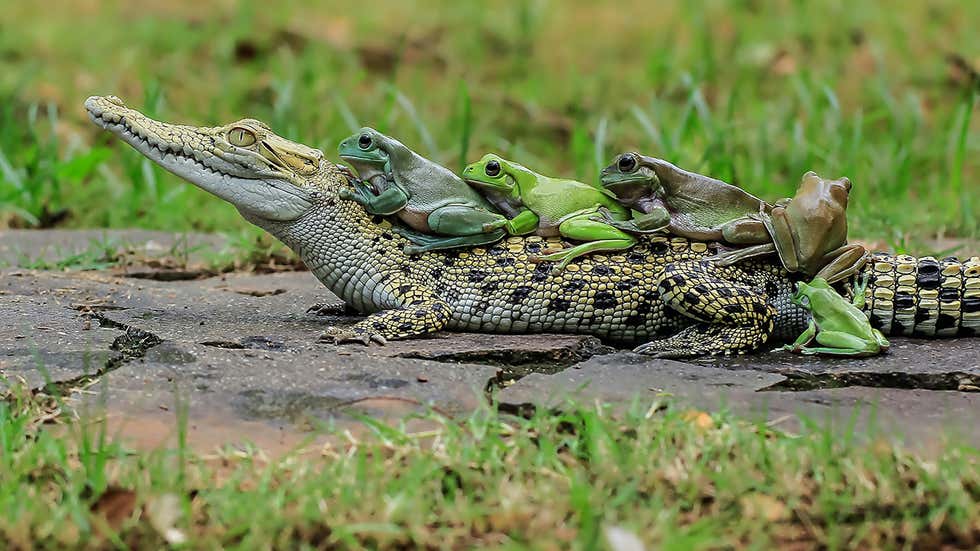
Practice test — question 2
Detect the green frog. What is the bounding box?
[462,154,635,269]
[784,275,889,356]
[337,128,507,254]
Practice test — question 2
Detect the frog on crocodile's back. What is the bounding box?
[599,152,773,242]
[601,153,867,283]
[712,171,869,284]
[462,153,636,270]
[337,128,507,254]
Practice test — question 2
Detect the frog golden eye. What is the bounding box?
[358,133,373,150]
[485,160,501,177]
[228,127,256,147]
[617,153,638,173]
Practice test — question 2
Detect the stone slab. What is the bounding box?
[1,292,121,388]
[698,338,980,391]
[498,352,980,449]
[4,236,980,455]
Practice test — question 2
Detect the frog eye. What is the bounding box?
[228,127,256,147]
[617,153,638,173]
[358,133,373,150]
[485,160,501,177]
[799,295,810,308]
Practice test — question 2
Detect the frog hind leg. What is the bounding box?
[532,215,636,270]
[812,244,870,284]
[872,328,890,352]
[711,242,777,267]
[427,203,509,237]
[719,216,771,245]
[397,228,506,255]
[634,260,776,358]
[795,330,880,357]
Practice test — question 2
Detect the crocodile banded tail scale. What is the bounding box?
[866,252,980,337]
[84,96,979,357]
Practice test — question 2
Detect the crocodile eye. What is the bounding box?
[617,153,638,173]
[228,127,256,147]
[485,160,501,177]
[358,133,373,150]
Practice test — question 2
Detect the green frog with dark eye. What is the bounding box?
[337,128,508,254]
[463,153,635,270]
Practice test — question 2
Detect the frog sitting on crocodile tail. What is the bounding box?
[599,153,868,284]
[461,153,636,270]
[784,274,889,357]
[337,128,508,254]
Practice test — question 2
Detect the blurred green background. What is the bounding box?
[1,0,977,249]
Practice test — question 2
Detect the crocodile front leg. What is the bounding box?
[635,260,777,357]
[319,275,450,345]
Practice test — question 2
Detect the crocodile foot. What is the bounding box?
[319,326,388,346]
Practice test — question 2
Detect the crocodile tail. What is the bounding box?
[863,252,980,337]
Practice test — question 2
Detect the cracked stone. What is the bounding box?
[5,242,980,453]
[0,290,122,389]
[498,352,980,449]
[696,338,980,391]
[70,341,496,451]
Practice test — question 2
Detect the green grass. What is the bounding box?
[0,0,978,247]
[1,384,977,549]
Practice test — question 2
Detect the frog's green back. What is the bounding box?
[523,175,628,227]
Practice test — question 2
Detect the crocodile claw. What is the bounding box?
[319,326,388,346]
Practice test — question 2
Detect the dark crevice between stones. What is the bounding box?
[200,336,286,351]
[35,313,163,396]
[123,269,216,281]
[398,337,618,404]
[760,370,979,392]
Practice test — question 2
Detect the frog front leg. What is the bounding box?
[532,211,637,270]
[760,205,802,274]
[782,319,818,353]
[339,178,409,215]
[493,208,541,236]
[319,275,450,345]
[635,260,777,357]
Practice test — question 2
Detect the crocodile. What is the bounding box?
[85,96,980,357]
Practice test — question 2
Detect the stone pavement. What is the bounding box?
[1,231,978,453]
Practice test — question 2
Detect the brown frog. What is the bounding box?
[712,171,868,283]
